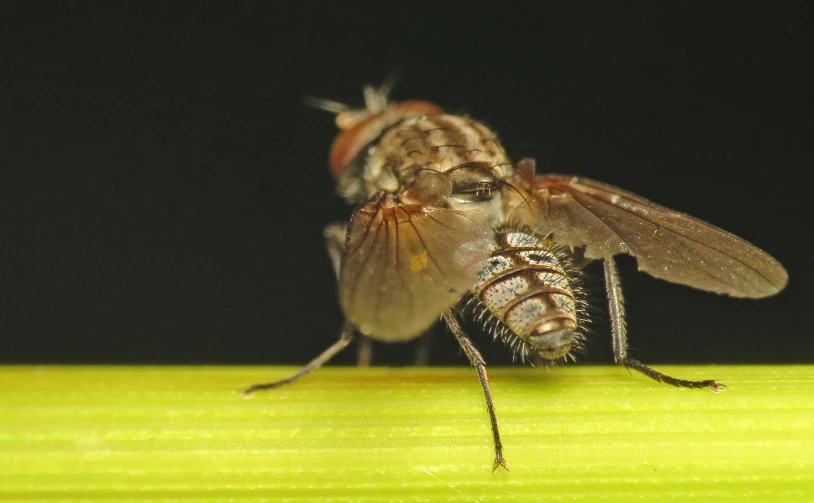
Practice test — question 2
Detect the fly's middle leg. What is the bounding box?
[443,310,508,471]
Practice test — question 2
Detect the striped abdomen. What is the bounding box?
[472,231,579,360]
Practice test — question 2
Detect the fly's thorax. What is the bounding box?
[341,113,514,201]
[383,115,515,228]
[378,115,512,181]
[472,231,580,361]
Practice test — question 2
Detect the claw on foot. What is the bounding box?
[709,381,727,393]
[492,452,509,472]
[242,385,265,398]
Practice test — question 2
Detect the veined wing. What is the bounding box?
[514,169,787,298]
[341,199,495,340]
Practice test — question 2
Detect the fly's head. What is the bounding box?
[316,83,443,203]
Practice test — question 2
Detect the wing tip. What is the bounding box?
[748,267,789,299]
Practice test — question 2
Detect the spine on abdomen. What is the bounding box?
[472,231,577,339]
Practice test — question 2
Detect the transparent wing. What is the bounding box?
[514,173,787,298]
[341,200,495,341]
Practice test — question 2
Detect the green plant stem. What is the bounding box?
[1,365,812,502]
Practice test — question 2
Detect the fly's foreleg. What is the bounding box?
[243,321,355,396]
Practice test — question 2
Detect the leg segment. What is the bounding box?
[356,337,373,367]
[243,321,355,396]
[413,332,433,366]
[443,310,508,471]
[603,257,725,392]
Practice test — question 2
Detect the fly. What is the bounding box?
[244,80,788,471]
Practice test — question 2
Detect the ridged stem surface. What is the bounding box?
[1,366,811,502]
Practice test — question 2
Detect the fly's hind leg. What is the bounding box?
[603,257,725,392]
[325,223,373,367]
[443,310,508,471]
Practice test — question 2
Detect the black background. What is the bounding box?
[2,2,811,367]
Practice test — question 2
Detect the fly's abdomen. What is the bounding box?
[472,231,579,360]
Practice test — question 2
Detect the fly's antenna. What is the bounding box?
[302,95,350,114]
[302,95,360,129]
[363,70,400,114]
[303,71,401,115]
[303,70,402,130]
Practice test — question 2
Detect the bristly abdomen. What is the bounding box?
[471,230,586,363]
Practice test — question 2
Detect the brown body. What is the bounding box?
[327,90,786,360]
[245,84,788,470]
